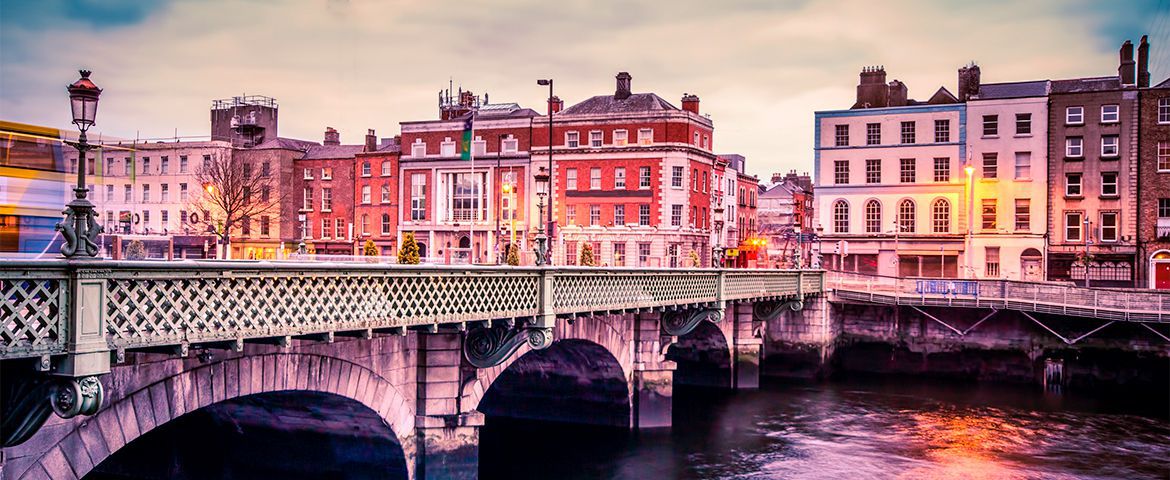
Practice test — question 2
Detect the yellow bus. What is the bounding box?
[0,120,71,254]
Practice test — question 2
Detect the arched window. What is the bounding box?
[931,199,951,233]
[898,199,916,233]
[833,200,850,233]
[865,200,882,233]
[381,213,391,235]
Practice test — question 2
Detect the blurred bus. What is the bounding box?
[0,120,71,255]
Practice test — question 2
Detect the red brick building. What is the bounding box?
[1137,40,1169,288]
[532,72,718,267]
[398,90,538,263]
[296,128,363,255]
[354,131,401,255]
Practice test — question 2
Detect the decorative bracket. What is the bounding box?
[463,320,554,368]
[661,307,722,337]
[2,375,104,447]
[753,299,804,321]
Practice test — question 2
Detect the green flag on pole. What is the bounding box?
[460,116,473,161]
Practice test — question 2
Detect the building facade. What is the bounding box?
[759,171,813,268]
[296,128,363,255]
[354,132,401,256]
[1137,39,1168,288]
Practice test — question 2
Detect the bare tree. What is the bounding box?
[189,152,284,259]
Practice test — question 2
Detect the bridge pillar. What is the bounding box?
[731,302,763,389]
[414,332,480,479]
[761,294,838,379]
[631,312,675,429]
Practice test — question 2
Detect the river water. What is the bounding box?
[480,379,1170,480]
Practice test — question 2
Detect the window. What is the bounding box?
[1066,106,1084,124]
[983,115,998,137]
[378,161,390,176]
[1014,199,1030,231]
[105,185,113,202]
[1101,172,1118,197]
[933,158,950,182]
[702,171,708,193]
[671,205,683,226]
[638,243,651,266]
[985,247,1000,277]
[614,204,625,225]
[566,168,578,190]
[613,130,628,146]
[1015,113,1032,135]
[639,204,650,226]
[1100,104,1119,123]
[864,200,882,233]
[692,168,699,191]
[440,138,456,157]
[866,123,881,145]
[179,155,188,173]
[336,218,345,239]
[142,210,150,226]
[124,185,131,202]
[566,131,580,148]
[639,167,651,189]
[142,157,151,175]
[123,158,131,176]
[1159,142,1170,171]
[320,218,330,238]
[502,136,518,153]
[381,184,391,203]
[566,205,576,225]
[901,121,916,144]
[693,132,700,146]
[472,137,486,157]
[613,243,626,266]
[160,184,170,202]
[862,159,881,184]
[1067,211,1081,242]
[702,135,709,149]
[638,129,653,145]
[832,200,850,233]
[1160,98,1170,124]
[303,168,313,180]
[161,210,169,227]
[321,188,333,211]
[982,153,998,179]
[590,205,601,225]
[1066,137,1083,158]
[1014,152,1031,179]
[201,154,210,171]
[410,174,426,220]
[325,167,335,180]
[242,163,252,178]
[381,214,391,235]
[360,214,369,236]
[356,162,368,177]
[160,156,169,174]
[1100,212,1118,242]
[590,168,601,190]
[981,199,997,230]
[590,131,603,147]
[1101,136,1119,157]
[260,216,270,236]
[1066,173,1082,197]
[932,199,950,233]
[361,185,371,204]
[412,139,426,157]
[834,160,849,184]
[615,168,626,188]
[672,166,684,188]
[900,158,915,183]
[898,199,915,233]
[835,125,849,146]
[142,185,151,203]
[261,186,269,203]
[934,119,950,143]
[449,172,484,222]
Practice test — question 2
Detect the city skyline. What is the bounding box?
[2,0,1168,180]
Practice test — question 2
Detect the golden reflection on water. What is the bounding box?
[896,409,1043,480]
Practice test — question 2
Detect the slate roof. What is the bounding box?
[1050,76,1121,94]
[1153,77,1170,88]
[449,103,540,121]
[560,93,678,115]
[974,80,1049,99]
[252,137,319,151]
[302,144,365,160]
[925,86,959,104]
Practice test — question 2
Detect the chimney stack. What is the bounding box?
[856,66,888,108]
[548,95,564,114]
[958,63,981,101]
[615,72,632,100]
[771,172,783,184]
[888,80,908,107]
[682,94,700,114]
[1138,35,1150,88]
[324,127,340,146]
[1119,40,1136,86]
[365,129,377,152]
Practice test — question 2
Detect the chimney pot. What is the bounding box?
[682,93,700,114]
[615,72,632,100]
[365,129,377,152]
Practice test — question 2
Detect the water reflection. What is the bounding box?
[480,379,1170,479]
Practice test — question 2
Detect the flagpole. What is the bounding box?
[469,109,476,264]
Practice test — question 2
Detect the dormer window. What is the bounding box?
[613,129,628,146]
[303,168,313,180]
[323,167,334,180]
[440,137,456,157]
[472,136,486,156]
[411,139,426,157]
[589,131,603,147]
[638,128,653,145]
[566,131,579,148]
[502,135,518,153]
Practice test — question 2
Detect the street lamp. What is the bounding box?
[533,166,550,266]
[1083,218,1092,288]
[537,78,554,255]
[964,163,975,279]
[58,70,103,258]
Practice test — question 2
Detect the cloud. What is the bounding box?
[1,0,1166,179]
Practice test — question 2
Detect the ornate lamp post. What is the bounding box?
[59,70,103,258]
[533,166,550,266]
[712,205,725,267]
[536,78,555,262]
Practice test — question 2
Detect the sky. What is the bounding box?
[2,0,1168,180]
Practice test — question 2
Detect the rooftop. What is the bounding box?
[560,92,678,115]
[302,144,366,159]
[1050,76,1122,94]
[973,80,1049,99]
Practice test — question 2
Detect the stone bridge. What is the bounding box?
[0,261,826,479]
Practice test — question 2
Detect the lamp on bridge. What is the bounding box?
[534,166,550,266]
[59,70,104,258]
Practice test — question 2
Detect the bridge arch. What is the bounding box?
[25,352,415,480]
[666,318,734,388]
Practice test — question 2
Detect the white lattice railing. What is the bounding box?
[826,271,1170,322]
[0,261,823,360]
